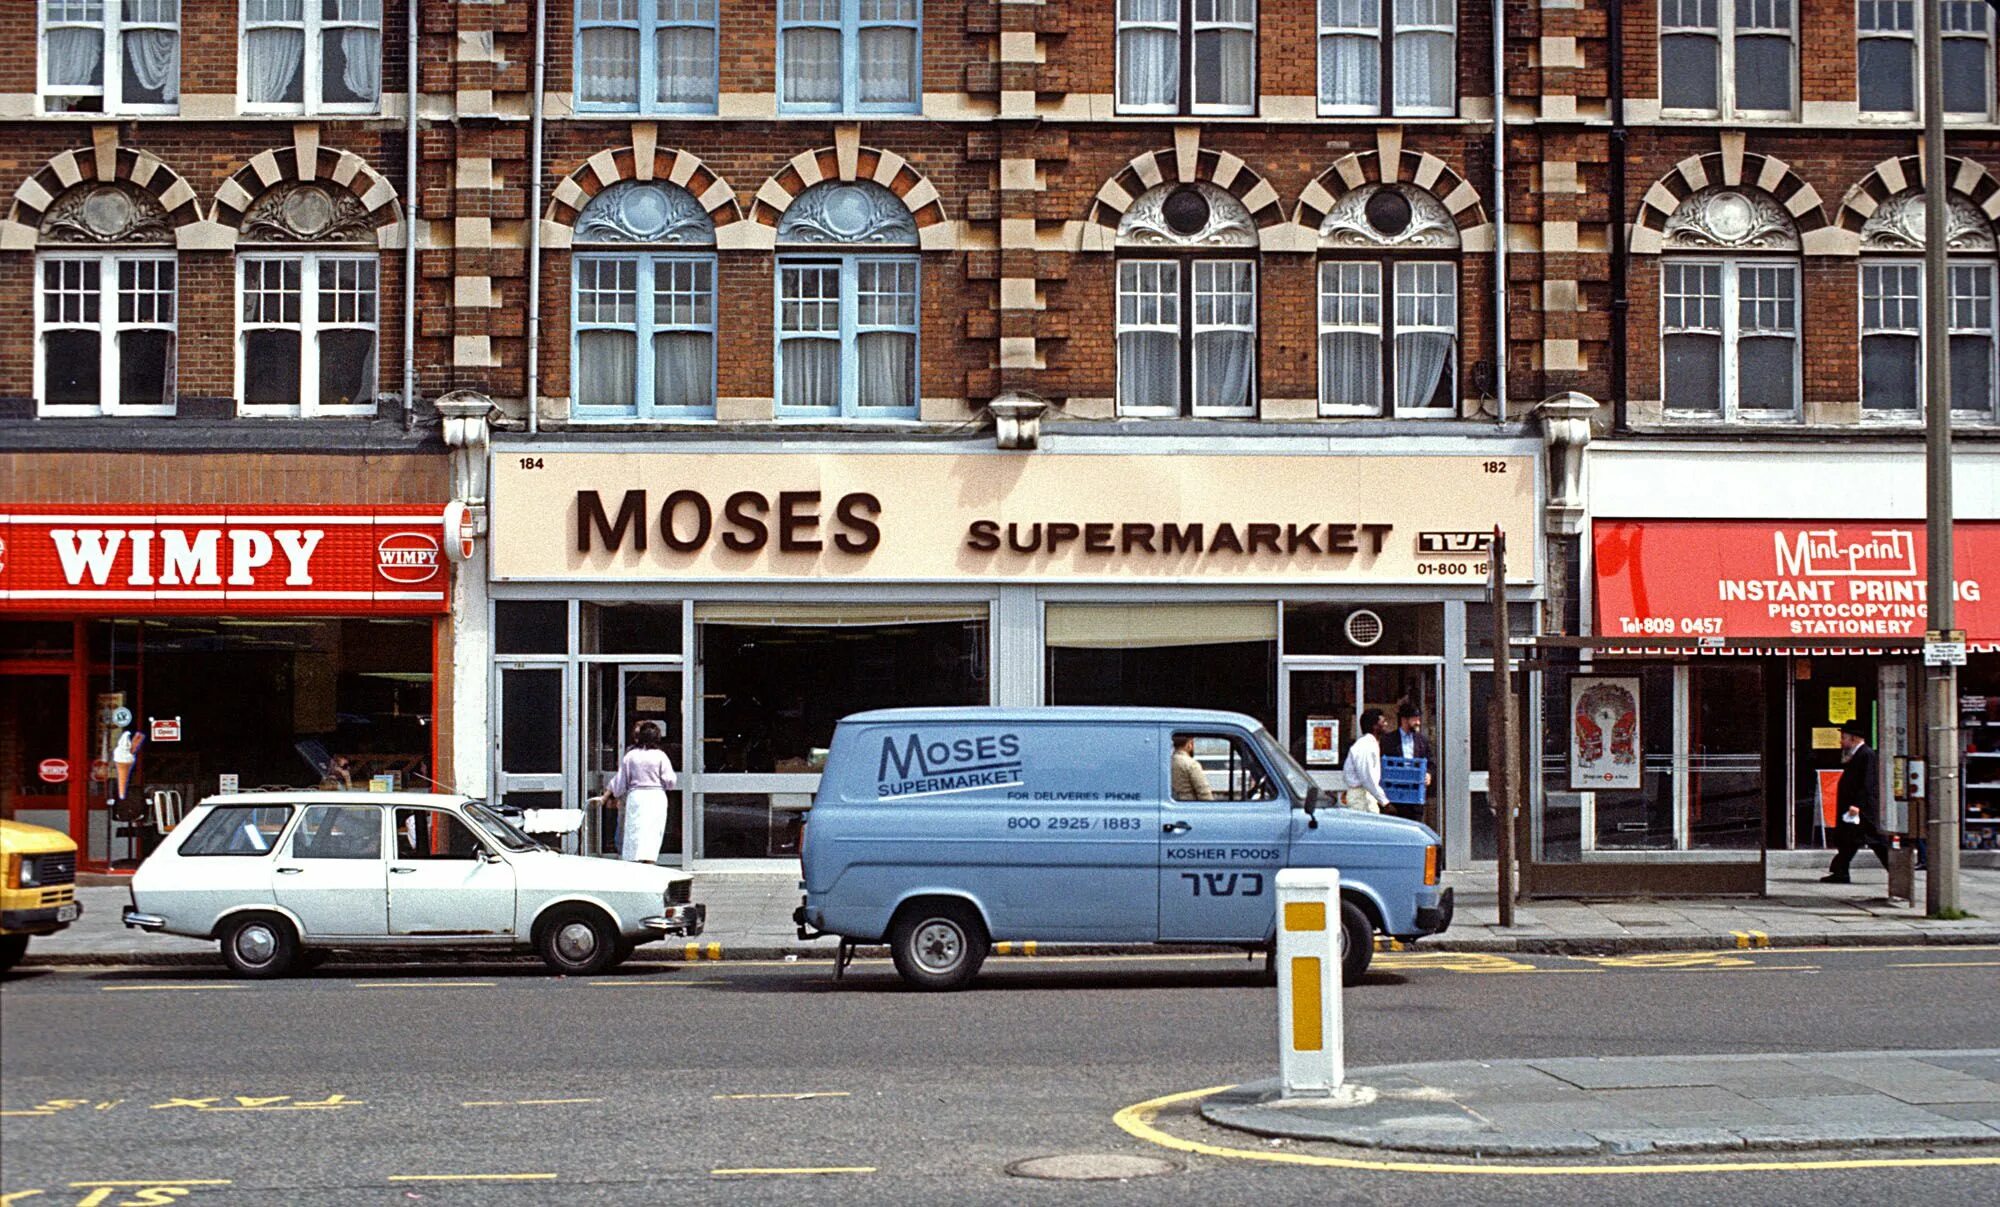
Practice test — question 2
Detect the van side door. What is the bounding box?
[1158,727,1291,942]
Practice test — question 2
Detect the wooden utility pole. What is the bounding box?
[1489,527,1516,926]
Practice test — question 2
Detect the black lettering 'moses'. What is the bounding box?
[577,490,647,554]
[660,490,712,552]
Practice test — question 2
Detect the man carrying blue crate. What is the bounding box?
[1381,703,1435,827]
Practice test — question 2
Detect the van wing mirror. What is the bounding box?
[1301,783,1321,829]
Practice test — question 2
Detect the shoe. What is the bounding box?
[1820,874,1851,884]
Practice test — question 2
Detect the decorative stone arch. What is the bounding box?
[2,142,201,250]
[211,140,403,248]
[1292,149,1491,252]
[1084,143,1284,251]
[1834,154,2000,251]
[1631,151,1830,254]
[543,143,746,249]
[749,144,950,250]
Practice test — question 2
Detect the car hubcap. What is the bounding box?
[555,921,598,964]
[236,924,276,966]
[912,920,963,973]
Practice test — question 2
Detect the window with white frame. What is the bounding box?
[774,181,920,417]
[1861,262,1998,419]
[1659,0,1794,117]
[241,0,382,112]
[1661,260,1799,418]
[37,253,177,415]
[570,180,718,419]
[1113,183,1259,416]
[40,1,180,114]
[1318,0,1455,116]
[1117,0,1256,115]
[1857,1,1992,117]
[1313,183,1461,416]
[574,0,718,112]
[239,253,378,415]
[779,0,920,114]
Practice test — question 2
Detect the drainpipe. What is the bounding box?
[525,0,548,435]
[1608,0,1629,432]
[1491,0,1508,423]
[402,0,420,431]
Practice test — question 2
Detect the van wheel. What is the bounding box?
[1339,899,1373,986]
[536,906,618,976]
[220,913,298,979]
[0,934,29,973]
[889,901,987,991]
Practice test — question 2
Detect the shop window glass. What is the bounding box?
[583,602,683,655]
[496,600,568,654]
[182,805,294,855]
[1464,602,1538,658]
[1046,603,1276,733]
[500,670,564,775]
[1687,665,1765,850]
[701,792,808,860]
[0,621,76,659]
[1282,603,1441,656]
[290,804,382,859]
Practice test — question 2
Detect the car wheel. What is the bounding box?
[888,900,987,992]
[1339,898,1374,986]
[0,934,28,973]
[611,938,639,967]
[219,913,298,979]
[537,907,619,976]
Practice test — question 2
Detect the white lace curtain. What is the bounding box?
[856,331,914,408]
[123,28,179,102]
[653,331,712,409]
[1117,0,1178,110]
[577,330,637,409]
[857,26,916,105]
[579,27,639,102]
[46,27,103,88]
[245,27,304,102]
[1394,332,1452,409]
[782,27,841,104]
[1118,330,1180,412]
[658,25,715,104]
[340,28,381,101]
[782,338,840,408]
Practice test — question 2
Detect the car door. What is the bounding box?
[387,807,517,935]
[271,803,388,938]
[1158,727,1291,942]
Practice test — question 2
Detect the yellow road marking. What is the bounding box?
[713,1092,852,1100]
[1891,960,2000,968]
[0,1110,57,1117]
[0,1191,44,1205]
[711,1167,875,1177]
[1573,952,1756,970]
[1113,1086,2000,1176]
[461,1098,602,1107]
[100,985,241,992]
[353,981,496,989]
[387,1174,557,1183]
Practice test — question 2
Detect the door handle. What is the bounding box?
[276,866,304,875]
[1162,821,1191,834]
[390,866,417,874]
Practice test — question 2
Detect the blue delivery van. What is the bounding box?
[794,707,1452,990]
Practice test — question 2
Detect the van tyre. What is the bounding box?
[889,901,988,991]
[220,913,298,978]
[1339,899,1373,986]
[0,934,28,973]
[536,906,619,976]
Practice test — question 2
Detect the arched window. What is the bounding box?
[1115,182,1258,417]
[1315,182,1459,417]
[1659,187,1802,420]
[235,181,381,416]
[35,182,177,416]
[1858,191,1997,422]
[571,180,718,419]
[774,181,919,418]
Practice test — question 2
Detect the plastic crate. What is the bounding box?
[1380,756,1429,807]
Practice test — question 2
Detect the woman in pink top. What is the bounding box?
[607,720,677,863]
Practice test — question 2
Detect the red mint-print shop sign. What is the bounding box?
[0,506,450,615]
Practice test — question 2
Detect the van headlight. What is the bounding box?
[16,855,41,889]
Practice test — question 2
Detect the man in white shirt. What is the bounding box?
[1343,708,1391,813]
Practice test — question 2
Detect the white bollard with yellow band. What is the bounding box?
[1276,867,1343,1097]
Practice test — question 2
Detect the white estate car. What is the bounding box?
[122,792,705,977]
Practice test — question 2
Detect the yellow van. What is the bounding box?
[1,819,81,971]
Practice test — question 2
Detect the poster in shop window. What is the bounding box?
[1570,676,1641,791]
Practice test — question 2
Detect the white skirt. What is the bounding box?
[620,786,670,863]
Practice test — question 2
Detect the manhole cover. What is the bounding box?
[1006,1154,1180,1181]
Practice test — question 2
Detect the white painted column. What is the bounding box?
[1276,867,1343,1097]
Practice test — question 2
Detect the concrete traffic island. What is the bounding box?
[1201,1050,2000,1157]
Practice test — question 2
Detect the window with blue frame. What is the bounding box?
[775,181,920,417]
[779,0,920,114]
[571,180,717,418]
[574,0,718,113]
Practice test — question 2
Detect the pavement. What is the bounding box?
[1201,1050,2000,1157]
[28,850,2000,965]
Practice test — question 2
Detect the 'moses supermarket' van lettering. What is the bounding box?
[875,731,1024,799]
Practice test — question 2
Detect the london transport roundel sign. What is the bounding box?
[37,758,68,784]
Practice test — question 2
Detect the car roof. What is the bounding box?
[839,706,1268,728]
[194,791,475,808]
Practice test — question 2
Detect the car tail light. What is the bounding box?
[1424,844,1441,886]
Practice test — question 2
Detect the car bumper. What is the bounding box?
[4,902,81,934]
[1412,887,1454,936]
[122,906,167,932]
[642,903,706,937]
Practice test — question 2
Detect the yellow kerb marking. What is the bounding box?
[1284,902,1326,932]
[706,942,723,959]
[1024,940,1038,955]
[1290,958,1323,1051]
[995,941,1013,954]
[1113,1087,2000,1176]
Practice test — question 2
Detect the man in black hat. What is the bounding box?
[1823,719,1891,883]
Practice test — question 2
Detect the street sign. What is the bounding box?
[149,716,182,742]
[1924,641,1968,667]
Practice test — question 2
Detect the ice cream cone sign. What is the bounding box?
[114,730,145,800]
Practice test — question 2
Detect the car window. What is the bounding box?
[180,806,294,856]
[289,805,383,860]
[393,808,488,861]
[1171,733,1278,803]
[1251,726,1314,802]
[465,802,541,852]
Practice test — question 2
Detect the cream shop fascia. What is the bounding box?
[473,446,1543,867]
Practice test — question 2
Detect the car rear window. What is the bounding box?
[180,805,294,856]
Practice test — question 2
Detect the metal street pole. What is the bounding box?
[1489,528,1515,927]
[1922,0,1961,914]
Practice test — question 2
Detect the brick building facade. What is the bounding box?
[4,2,1999,878]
